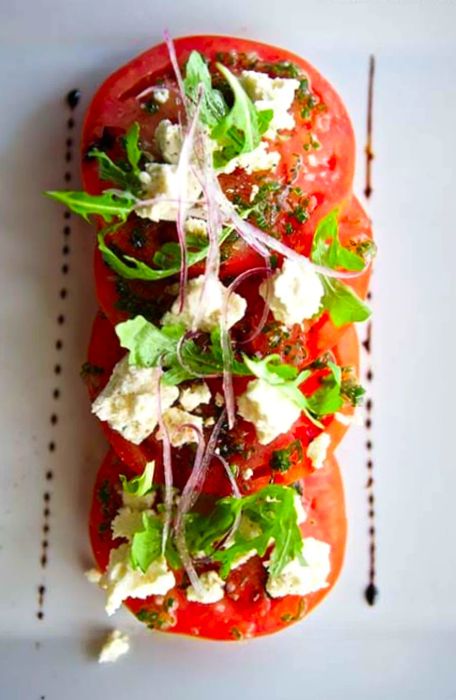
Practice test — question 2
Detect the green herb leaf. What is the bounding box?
[185,485,304,578]
[124,122,142,176]
[306,360,343,416]
[311,210,365,272]
[46,190,136,223]
[270,440,303,473]
[211,63,263,168]
[120,461,155,497]
[321,278,371,327]
[88,150,137,191]
[116,315,185,368]
[183,51,227,127]
[97,226,233,282]
[130,512,163,573]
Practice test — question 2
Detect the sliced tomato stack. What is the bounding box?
[70,36,374,640]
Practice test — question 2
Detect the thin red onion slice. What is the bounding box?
[163,30,186,108]
[213,454,242,549]
[154,366,174,551]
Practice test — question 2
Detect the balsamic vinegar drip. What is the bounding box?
[37,88,81,623]
[364,56,375,199]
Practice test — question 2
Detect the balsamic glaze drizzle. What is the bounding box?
[36,88,80,622]
[363,56,378,606]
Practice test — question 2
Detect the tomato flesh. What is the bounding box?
[89,449,346,640]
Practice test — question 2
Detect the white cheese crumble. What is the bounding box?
[306,432,331,470]
[154,119,182,164]
[186,571,225,604]
[266,537,331,598]
[98,629,130,664]
[242,467,254,481]
[85,568,102,584]
[91,357,179,445]
[98,545,175,616]
[111,507,147,541]
[237,378,301,445]
[259,259,324,326]
[220,141,280,175]
[136,162,201,222]
[294,493,307,525]
[240,70,299,138]
[161,274,247,332]
[179,381,211,412]
[184,217,208,238]
[157,407,203,447]
[152,87,170,104]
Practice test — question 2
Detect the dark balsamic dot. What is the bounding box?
[367,459,373,469]
[57,314,65,324]
[46,470,53,480]
[40,554,48,567]
[42,540,49,549]
[366,398,373,412]
[366,476,374,488]
[38,584,45,595]
[63,226,71,236]
[66,137,73,148]
[67,117,75,129]
[54,364,61,375]
[62,245,70,255]
[367,291,372,301]
[366,440,373,450]
[66,89,81,109]
[43,493,50,502]
[55,339,63,350]
[37,611,44,620]
[64,172,72,183]
[369,526,375,536]
[365,583,378,606]
[60,288,67,299]
[62,264,69,275]
[64,211,71,220]
[50,414,58,425]
[44,508,50,518]
[48,441,55,452]
[43,524,49,534]
[369,509,375,518]
[366,418,372,429]
[65,152,72,163]
[366,369,373,381]
[368,494,375,505]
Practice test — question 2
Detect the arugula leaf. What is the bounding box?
[321,278,371,327]
[124,122,142,176]
[120,461,155,497]
[311,209,372,327]
[97,226,233,282]
[88,150,137,191]
[306,361,343,416]
[211,63,264,168]
[130,512,163,573]
[116,315,185,368]
[185,485,304,578]
[45,190,136,223]
[311,210,365,272]
[243,354,301,384]
[183,51,227,127]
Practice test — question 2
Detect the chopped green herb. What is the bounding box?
[270,440,303,472]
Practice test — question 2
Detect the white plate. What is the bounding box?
[1,1,455,697]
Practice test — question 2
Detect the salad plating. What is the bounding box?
[48,34,375,642]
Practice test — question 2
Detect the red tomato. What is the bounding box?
[84,311,360,490]
[89,449,347,640]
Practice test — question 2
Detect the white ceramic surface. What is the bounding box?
[0,1,455,698]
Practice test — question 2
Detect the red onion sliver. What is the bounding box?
[213,453,242,549]
[163,30,186,109]
[154,366,174,551]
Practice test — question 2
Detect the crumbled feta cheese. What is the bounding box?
[99,545,175,615]
[259,259,324,326]
[186,571,225,604]
[155,119,182,164]
[184,217,208,238]
[157,407,203,447]
[204,416,215,427]
[237,379,301,445]
[122,489,156,511]
[85,568,102,584]
[266,537,331,598]
[91,357,179,445]
[250,184,260,202]
[242,468,254,481]
[306,432,331,470]
[98,630,130,664]
[136,162,201,222]
[240,70,299,138]
[161,275,247,332]
[220,141,280,175]
[111,507,146,541]
[294,493,307,524]
[215,392,225,407]
[152,87,170,104]
[179,382,211,412]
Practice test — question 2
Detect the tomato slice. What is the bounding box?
[89,449,346,640]
[84,310,360,490]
